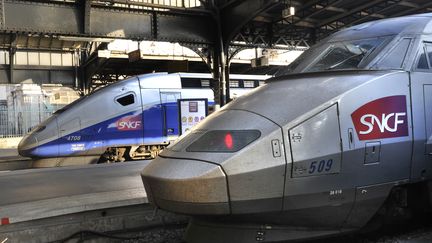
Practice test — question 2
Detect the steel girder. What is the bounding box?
[220,0,279,45]
[0,0,215,44]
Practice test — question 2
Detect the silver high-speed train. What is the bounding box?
[141,13,432,242]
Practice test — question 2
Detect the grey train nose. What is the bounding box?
[141,157,229,215]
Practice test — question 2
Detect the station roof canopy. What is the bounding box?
[0,0,430,51]
[232,0,432,49]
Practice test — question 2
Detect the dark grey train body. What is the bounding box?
[141,14,432,242]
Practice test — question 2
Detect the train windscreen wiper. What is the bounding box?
[325,51,366,70]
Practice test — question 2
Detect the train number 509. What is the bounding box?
[309,159,333,174]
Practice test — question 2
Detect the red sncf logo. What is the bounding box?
[116,115,142,131]
[351,95,408,141]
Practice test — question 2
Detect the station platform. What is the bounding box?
[0,159,189,242]
[0,148,32,171]
[0,148,21,160]
[0,161,149,224]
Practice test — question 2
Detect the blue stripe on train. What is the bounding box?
[32,101,214,158]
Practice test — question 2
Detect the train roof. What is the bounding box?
[135,72,272,89]
[177,73,272,80]
[330,13,432,41]
[136,72,181,89]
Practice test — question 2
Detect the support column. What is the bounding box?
[213,2,229,107]
[79,48,90,94]
[211,47,221,108]
[224,53,230,103]
[74,49,80,90]
[218,45,228,106]
[8,34,16,84]
[83,0,91,34]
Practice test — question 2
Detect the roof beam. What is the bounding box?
[318,0,387,27]
[220,0,279,44]
[396,1,419,8]
[392,1,432,16]
[0,0,215,44]
[324,6,346,13]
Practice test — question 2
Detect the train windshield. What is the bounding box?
[286,36,393,73]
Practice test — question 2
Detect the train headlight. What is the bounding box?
[186,130,261,152]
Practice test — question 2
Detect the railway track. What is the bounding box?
[99,213,432,243]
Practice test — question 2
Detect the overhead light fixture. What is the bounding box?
[282,0,295,18]
[289,6,295,15]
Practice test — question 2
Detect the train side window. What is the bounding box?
[181,78,202,88]
[116,93,135,106]
[417,50,428,69]
[378,38,411,69]
[201,79,210,87]
[229,80,239,88]
[244,80,255,88]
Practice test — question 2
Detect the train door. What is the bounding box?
[284,104,350,228]
[342,37,415,228]
[140,89,164,143]
[409,40,432,180]
[160,91,181,137]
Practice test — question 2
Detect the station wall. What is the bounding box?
[0,50,77,86]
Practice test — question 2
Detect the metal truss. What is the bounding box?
[267,0,432,44]
[231,32,310,50]
[89,73,130,92]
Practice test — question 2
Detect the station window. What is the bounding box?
[116,94,135,106]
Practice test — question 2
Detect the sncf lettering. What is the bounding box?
[359,112,406,135]
[116,114,142,131]
[351,96,408,140]
[118,121,141,130]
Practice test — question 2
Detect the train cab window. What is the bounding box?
[229,80,239,88]
[378,38,411,69]
[244,80,255,88]
[417,51,428,69]
[116,94,135,106]
[306,37,386,72]
[416,43,432,70]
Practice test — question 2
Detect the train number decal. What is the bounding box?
[66,135,81,141]
[351,95,408,140]
[308,159,333,174]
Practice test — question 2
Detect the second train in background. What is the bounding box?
[18,72,270,167]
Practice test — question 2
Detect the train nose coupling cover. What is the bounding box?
[141,156,230,215]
